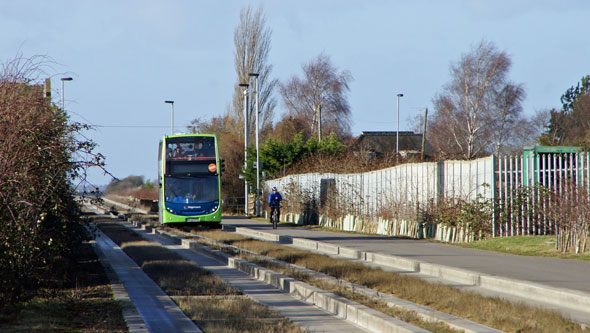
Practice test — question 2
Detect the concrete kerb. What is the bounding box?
[480,275,590,310]
[86,225,148,332]
[419,262,481,286]
[235,226,281,242]
[232,226,590,318]
[148,228,428,333]
[292,237,318,250]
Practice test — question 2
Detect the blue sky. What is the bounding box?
[2,1,589,186]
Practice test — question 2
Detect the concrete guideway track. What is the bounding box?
[93,227,202,333]
[223,218,590,326]
[127,223,376,333]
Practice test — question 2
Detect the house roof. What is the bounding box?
[352,131,433,154]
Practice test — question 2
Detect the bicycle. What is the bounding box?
[270,205,280,229]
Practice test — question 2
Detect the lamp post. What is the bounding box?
[249,73,260,216]
[165,100,174,134]
[239,83,250,215]
[60,77,73,111]
[396,93,404,156]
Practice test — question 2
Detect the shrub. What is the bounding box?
[0,56,97,311]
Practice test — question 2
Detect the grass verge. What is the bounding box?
[456,235,590,261]
[97,219,304,333]
[0,238,127,332]
[276,221,590,262]
[189,229,589,333]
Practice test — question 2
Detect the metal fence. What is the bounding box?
[265,152,590,239]
[495,152,588,237]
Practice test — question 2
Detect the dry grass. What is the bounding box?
[192,230,589,332]
[97,221,304,332]
[177,296,304,333]
[457,235,590,261]
[142,260,237,296]
[0,241,127,332]
[325,283,458,333]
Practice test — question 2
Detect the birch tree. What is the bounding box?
[429,40,525,159]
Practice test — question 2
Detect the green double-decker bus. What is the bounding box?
[158,134,221,225]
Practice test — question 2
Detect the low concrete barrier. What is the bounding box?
[292,238,318,250]
[371,253,419,272]
[338,246,361,259]
[420,262,481,286]
[480,275,590,310]
[317,242,339,255]
[235,227,280,242]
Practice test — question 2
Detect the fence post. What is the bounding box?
[436,160,445,204]
[492,154,498,237]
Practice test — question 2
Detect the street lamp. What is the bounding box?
[249,72,260,216]
[165,100,174,134]
[61,77,73,111]
[396,93,404,156]
[239,83,250,215]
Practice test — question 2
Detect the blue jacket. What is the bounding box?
[268,192,282,206]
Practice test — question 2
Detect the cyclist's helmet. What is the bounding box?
[272,187,277,191]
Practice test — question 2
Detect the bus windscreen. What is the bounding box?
[166,136,215,160]
[165,176,219,204]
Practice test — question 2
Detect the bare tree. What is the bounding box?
[231,5,277,140]
[492,83,526,155]
[429,40,525,159]
[280,53,353,139]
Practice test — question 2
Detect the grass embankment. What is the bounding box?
[97,220,303,333]
[188,229,588,333]
[457,235,590,260]
[0,238,127,332]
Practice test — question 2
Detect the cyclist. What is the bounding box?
[268,186,282,223]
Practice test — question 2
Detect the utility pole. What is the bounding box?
[317,104,322,142]
[61,77,73,112]
[165,100,174,134]
[396,93,404,161]
[249,73,260,217]
[421,108,428,160]
[239,83,250,216]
